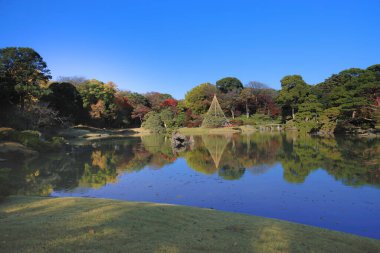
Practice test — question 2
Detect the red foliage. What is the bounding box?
[268,102,281,116]
[114,94,132,109]
[160,98,178,107]
[131,104,151,121]
[186,119,202,128]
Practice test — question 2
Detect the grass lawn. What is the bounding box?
[0,196,379,253]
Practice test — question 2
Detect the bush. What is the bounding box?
[141,112,166,134]
[16,130,42,149]
[236,114,281,126]
[296,121,321,134]
[201,115,226,128]
[229,119,243,126]
[50,136,66,149]
[0,129,65,151]
[186,119,202,128]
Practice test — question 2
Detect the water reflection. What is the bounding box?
[1,133,379,198]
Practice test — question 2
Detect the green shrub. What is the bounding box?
[296,121,321,134]
[16,131,42,149]
[201,115,227,128]
[49,137,66,149]
[236,114,281,126]
[142,112,166,134]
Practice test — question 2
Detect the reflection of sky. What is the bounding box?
[52,158,380,239]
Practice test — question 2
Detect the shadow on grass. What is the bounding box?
[0,196,379,253]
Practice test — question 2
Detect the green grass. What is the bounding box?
[0,196,379,253]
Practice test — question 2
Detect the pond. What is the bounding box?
[1,133,379,239]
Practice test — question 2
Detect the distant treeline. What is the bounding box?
[0,47,379,134]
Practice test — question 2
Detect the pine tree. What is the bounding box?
[202,95,230,128]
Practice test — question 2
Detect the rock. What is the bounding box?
[0,128,16,140]
[0,142,38,157]
[171,132,193,151]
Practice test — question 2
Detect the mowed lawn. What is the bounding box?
[0,196,379,253]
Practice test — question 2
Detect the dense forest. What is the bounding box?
[1,47,379,135]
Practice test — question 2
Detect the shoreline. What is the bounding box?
[0,196,379,253]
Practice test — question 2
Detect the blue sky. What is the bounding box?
[1,0,379,99]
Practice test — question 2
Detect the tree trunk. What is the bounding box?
[352,110,356,119]
[20,95,25,111]
[246,102,249,118]
[292,108,295,119]
[231,109,235,119]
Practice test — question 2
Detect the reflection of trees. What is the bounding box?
[79,150,118,188]
[184,146,218,174]
[141,135,177,169]
[218,165,245,180]
[278,135,380,186]
[0,151,87,197]
[1,133,379,199]
[182,134,281,179]
[1,136,180,194]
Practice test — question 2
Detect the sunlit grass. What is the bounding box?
[0,196,379,253]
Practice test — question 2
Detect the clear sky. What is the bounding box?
[1,0,379,99]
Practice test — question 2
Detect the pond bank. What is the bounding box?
[0,196,379,253]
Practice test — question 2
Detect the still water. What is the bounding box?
[1,133,379,239]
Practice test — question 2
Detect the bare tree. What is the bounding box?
[56,76,87,86]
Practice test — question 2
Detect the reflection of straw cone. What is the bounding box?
[202,135,230,169]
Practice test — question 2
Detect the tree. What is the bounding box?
[160,109,175,129]
[131,104,151,124]
[245,81,279,116]
[318,67,379,121]
[220,90,241,119]
[160,98,178,107]
[295,94,324,133]
[90,100,107,119]
[22,103,63,130]
[0,47,51,110]
[184,83,217,114]
[42,82,86,123]
[238,88,255,118]
[56,76,87,86]
[216,77,243,93]
[141,111,165,133]
[77,79,118,125]
[247,81,269,90]
[144,92,172,111]
[114,93,133,126]
[276,75,310,120]
[122,91,151,126]
[124,92,149,108]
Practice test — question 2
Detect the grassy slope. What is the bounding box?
[0,196,379,253]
